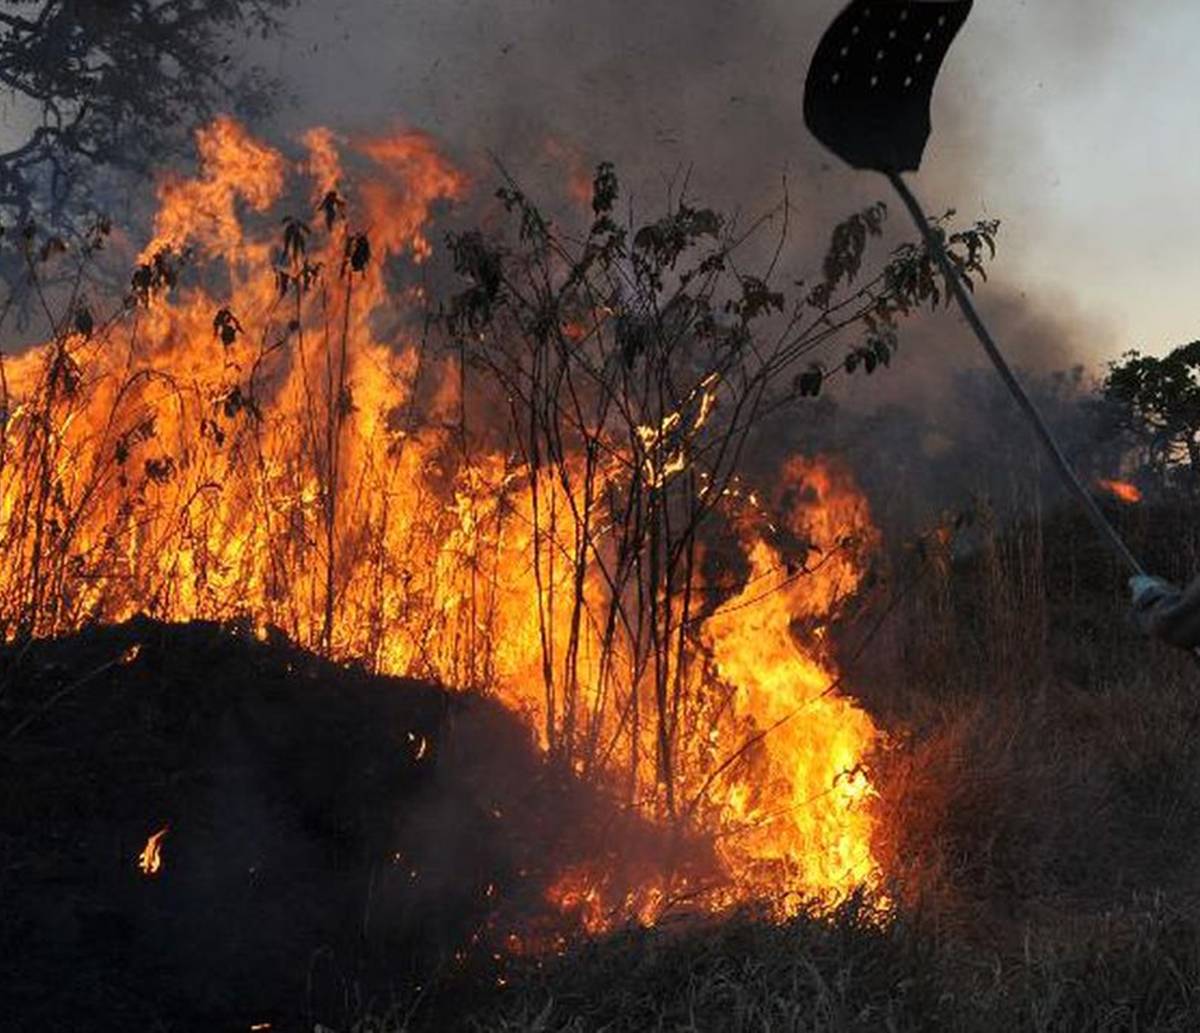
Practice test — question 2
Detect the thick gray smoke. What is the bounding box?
[262,4,1126,316]
[251,0,1136,529]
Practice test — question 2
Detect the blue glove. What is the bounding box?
[1129,574,1176,611]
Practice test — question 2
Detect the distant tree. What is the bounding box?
[1102,341,1200,492]
[0,0,290,227]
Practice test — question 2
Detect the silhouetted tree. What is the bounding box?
[446,161,998,801]
[0,0,289,226]
[1103,341,1200,492]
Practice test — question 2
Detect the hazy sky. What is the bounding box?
[254,0,1200,369]
[1,3,1192,368]
[941,1,1200,359]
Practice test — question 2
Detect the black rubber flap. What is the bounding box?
[804,0,973,172]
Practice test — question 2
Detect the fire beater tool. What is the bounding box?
[803,0,1147,581]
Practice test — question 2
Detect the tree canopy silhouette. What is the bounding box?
[0,0,289,226]
[1103,341,1200,491]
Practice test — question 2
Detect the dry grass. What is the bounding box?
[456,900,1200,1032]
[8,165,1200,1028]
[7,479,1200,1032]
[436,496,1200,1033]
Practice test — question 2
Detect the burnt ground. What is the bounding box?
[0,617,676,1033]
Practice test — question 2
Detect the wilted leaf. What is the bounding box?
[591,161,618,217]
[344,232,370,274]
[317,189,345,231]
[74,305,94,338]
[822,202,887,289]
[795,365,824,398]
[213,307,243,347]
[282,216,310,263]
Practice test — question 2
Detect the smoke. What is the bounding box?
[0,0,1115,539]
[263,1,1131,231]
[252,0,1140,525]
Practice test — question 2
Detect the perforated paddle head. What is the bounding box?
[804,0,973,172]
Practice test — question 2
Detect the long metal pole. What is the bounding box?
[885,170,1146,579]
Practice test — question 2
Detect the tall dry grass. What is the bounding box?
[445,495,1200,1032]
[866,489,1200,925]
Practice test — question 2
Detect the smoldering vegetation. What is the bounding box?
[9,490,1200,1033]
[6,116,1199,1033]
[5,133,1197,1033]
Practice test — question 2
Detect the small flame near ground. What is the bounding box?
[1097,478,1142,505]
[137,825,169,876]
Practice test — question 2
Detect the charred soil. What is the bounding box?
[0,617,689,1032]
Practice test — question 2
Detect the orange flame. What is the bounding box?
[5,119,883,927]
[701,458,881,914]
[138,825,169,876]
[1097,478,1141,504]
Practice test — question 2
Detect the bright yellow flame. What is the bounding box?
[700,457,881,913]
[138,826,169,876]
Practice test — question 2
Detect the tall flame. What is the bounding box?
[702,458,880,912]
[3,119,883,925]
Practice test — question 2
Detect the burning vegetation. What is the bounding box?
[5,3,1200,1028]
[0,116,998,931]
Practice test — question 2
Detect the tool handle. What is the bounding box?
[885,170,1147,579]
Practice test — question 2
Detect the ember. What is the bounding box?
[1097,478,1142,504]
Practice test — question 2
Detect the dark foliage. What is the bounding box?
[0,0,290,226]
[1103,340,1200,492]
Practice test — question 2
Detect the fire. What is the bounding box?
[3,118,884,928]
[1097,478,1141,504]
[138,826,169,876]
[701,458,881,913]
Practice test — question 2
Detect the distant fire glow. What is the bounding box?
[138,826,169,876]
[5,118,884,926]
[1097,478,1142,504]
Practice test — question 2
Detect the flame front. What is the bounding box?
[702,458,880,912]
[4,120,883,926]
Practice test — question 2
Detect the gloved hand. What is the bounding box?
[1129,574,1176,612]
[1128,574,1200,654]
